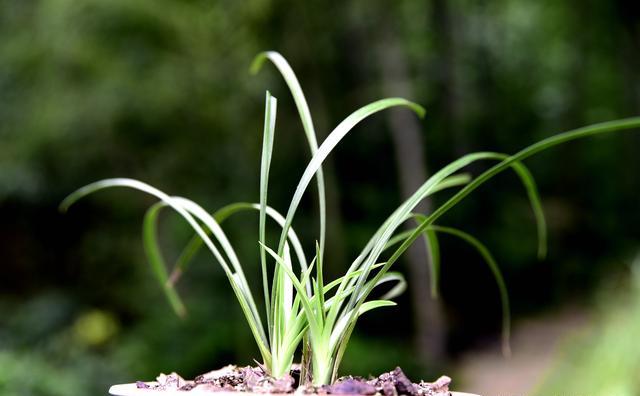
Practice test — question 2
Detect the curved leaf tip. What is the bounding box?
[250,51,279,75]
[59,189,86,213]
[59,200,71,213]
[381,98,426,119]
[59,179,119,213]
[405,100,426,119]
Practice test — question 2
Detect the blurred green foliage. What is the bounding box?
[1,0,639,395]
[536,255,640,396]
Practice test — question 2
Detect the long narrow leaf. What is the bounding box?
[424,228,441,299]
[329,300,396,354]
[429,224,511,356]
[275,98,425,260]
[60,179,272,365]
[260,91,278,327]
[327,173,469,323]
[315,242,326,323]
[345,152,542,314]
[169,203,308,292]
[280,99,426,335]
[481,154,547,259]
[251,51,328,261]
[349,117,640,343]
[143,202,187,317]
[261,242,323,340]
[342,152,502,318]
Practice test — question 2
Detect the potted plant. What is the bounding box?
[62,51,640,396]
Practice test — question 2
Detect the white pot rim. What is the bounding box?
[109,383,481,396]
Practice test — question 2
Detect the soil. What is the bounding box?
[134,366,452,396]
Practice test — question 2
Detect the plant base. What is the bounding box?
[108,366,479,396]
[109,383,480,396]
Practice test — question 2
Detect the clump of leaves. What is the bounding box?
[62,51,640,386]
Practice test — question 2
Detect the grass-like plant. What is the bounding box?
[61,51,640,386]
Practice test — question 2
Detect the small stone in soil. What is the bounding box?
[391,367,417,396]
[195,365,245,390]
[381,382,397,396]
[417,376,451,395]
[368,367,417,396]
[368,367,449,396]
[156,372,187,390]
[327,378,377,395]
[180,383,197,391]
[136,381,150,389]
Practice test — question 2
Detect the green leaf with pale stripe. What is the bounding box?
[260,91,278,327]
[252,51,328,266]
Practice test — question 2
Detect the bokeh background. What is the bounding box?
[1,1,639,395]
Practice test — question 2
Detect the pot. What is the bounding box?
[109,383,480,396]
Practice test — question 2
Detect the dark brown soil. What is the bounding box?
[136,365,451,396]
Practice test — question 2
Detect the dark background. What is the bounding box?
[1,1,639,395]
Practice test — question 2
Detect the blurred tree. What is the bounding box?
[374,7,446,369]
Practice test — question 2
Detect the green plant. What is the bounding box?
[61,51,640,386]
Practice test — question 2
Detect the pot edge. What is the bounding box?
[109,383,481,396]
